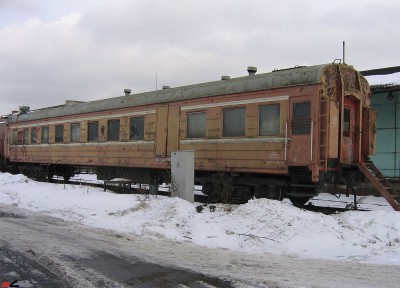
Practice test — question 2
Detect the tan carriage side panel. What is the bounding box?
[64,123,71,143]
[80,121,87,143]
[49,125,55,144]
[193,149,284,160]
[179,113,186,140]
[36,126,41,144]
[145,113,156,141]
[98,119,107,142]
[180,141,285,172]
[17,130,23,145]
[167,105,180,154]
[13,142,157,167]
[179,94,289,174]
[120,117,129,142]
[11,108,160,167]
[155,105,168,157]
[246,105,257,137]
[207,108,221,138]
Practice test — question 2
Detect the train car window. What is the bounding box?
[31,127,38,144]
[55,125,64,143]
[292,102,311,135]
[187,112,206,138]
[259,104,280,136]
[108,119,120,141]
[223,107,246,137]
[130,117,144,140]
[41,126,49,143]
[88,122,99,142]
[343,107,350,137]
[23,128,29,145]
[13,129,18,145]
[71,123,80,143]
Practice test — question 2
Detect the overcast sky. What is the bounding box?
[1,0,399,116]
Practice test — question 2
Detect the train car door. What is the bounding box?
[341,97,360,164]
[287,96,313,165]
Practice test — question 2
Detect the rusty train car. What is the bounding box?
[0,63,376,204]
[0,122,6,167]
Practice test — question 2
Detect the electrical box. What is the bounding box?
[171,151,194,203]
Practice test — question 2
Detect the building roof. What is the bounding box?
[8,63,344,123]
[371,83,400,93]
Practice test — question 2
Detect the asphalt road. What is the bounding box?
[1,205,399,288]
[0,208,234,288]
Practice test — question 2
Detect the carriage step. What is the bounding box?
[358,162,400,211]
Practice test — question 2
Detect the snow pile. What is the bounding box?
[0,172,399,265]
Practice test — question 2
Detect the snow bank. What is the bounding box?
[1,172,399,265]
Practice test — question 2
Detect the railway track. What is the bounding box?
[294,204,369,214]
[49,176,370,215]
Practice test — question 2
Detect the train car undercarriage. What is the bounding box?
[8,162,322,205]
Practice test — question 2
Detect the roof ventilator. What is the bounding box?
[221,76,230,80]
[247,66,257,76]
[124,89,131,96]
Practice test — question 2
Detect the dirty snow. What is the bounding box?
[0,172,399,266]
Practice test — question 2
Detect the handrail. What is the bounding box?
[310,121,313,162]
[285,122,288,161]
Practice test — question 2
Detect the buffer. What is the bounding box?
[358,161,400,211]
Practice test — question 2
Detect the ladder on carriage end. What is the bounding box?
[358,161,400,211]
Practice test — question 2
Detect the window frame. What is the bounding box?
[107,119,120,141]
[222,107,246,137]
[343,107,351,137]
[13,129,18,145]
[41,126,49,144]
[130,116,145,141]
[23,128,29,145]
[55,124,64,143]
[292,101,311,135]
[70,123,80,143]
[258,104,281,136]
[88,121,99,142]
[186,111,207,139]
[31,127,38,144]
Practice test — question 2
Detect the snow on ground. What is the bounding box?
[0,172,399,266]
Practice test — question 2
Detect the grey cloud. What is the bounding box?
[1,0,400,116]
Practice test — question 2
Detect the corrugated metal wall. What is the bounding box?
[370,90,400,178]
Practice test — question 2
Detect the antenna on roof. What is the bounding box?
[156,71,158,91]
[343,41,346,64]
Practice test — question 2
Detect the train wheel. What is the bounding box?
[201,174,233,203]
[254,185,284,201]
[268,185,284,201]
[47,173,54,182]
[288,196,311,205]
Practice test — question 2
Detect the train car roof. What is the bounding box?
[9,63,350,123]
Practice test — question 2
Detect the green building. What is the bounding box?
[370,84,400,177]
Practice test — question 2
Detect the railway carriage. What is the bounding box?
[0,122,6,166]
[1,63,376,204]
